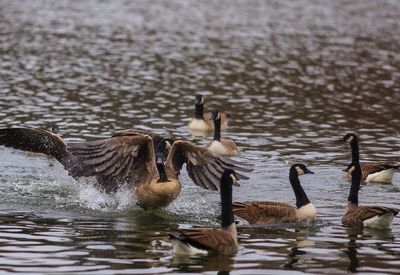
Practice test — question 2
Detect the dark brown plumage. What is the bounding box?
[233,201,297,224]
[342,205,399,228]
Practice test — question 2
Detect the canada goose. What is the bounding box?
[169,169,238,255]
[342,133,399,183]
[232,164,316,225]
[342,162,399,228]
[0,127,252,209]
[188,94,229,131]
[206,110,239,157]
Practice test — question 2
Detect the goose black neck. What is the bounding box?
[213,119,221,141]
[195,104,204,119]
[156,163,169,183]
[350,139,360,164]
[289,167,310,208]
[220,179,234,228]
[348,165,361,205]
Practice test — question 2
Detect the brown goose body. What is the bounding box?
[342,203,399,228]
[172,225,238,255]
[0,127,252,209]
[345,162,399,183]
[207,138,239,157]
[188,112,229,131]
[206,110,239,157]
[233,201,297,224]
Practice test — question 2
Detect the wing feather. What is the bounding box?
[166,140,253,190]
[68,134,155,188]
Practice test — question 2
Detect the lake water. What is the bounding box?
[0,0,400,274]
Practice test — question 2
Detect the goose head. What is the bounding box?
[211,110,222,121]
[51,123,59,134]
[195,94,204,106]
[343,133,357,144]
[292,163,314,176]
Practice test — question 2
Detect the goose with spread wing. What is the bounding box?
[0,127,252,209]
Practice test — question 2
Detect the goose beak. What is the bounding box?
[305,169,314,174]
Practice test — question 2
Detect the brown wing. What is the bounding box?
[166,140,252,190]
[342,205,399,227]
[68,133,156,191]
[178,228,237,254]
[0,127,69,161]
[233,201,297,225]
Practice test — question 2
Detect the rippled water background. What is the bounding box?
[0,0,400,274]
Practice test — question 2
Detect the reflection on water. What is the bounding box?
[0,0,400,273]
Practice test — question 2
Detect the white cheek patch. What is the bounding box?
[348,166,355,173]
[165,141,172,150]
[230,174,237,184]
[201,97,204,104]
[295,166,304,175]
[217,113,221,120]
[347,136,354,143]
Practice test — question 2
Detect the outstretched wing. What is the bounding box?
[0,127,69,161]
[68,133,156,190]
[233,201,296,224]
[166,140,253,191]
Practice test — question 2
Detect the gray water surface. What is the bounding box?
[0,0,400,274]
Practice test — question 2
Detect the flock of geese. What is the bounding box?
[0,94,399,255]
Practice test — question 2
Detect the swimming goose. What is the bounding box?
[342,133,399,183]
[0,127,252,209]
[188,94,229,131]
[169,169,238,255]
[342,162,399,228]
[232,164,316,225]
[206,110,239,157]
